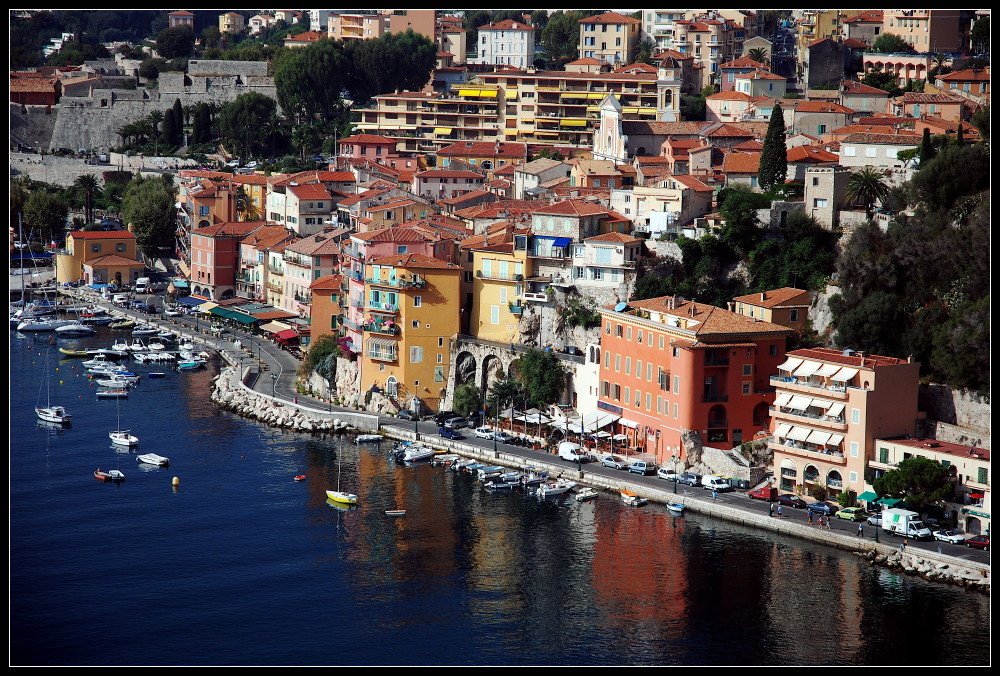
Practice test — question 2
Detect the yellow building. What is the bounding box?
[461,224,531,344]
[360,253,461,414]
[55,230,144,287]
[731,287,813,334]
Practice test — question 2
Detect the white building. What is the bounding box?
[474,19,535,69]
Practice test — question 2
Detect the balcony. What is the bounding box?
[363,322,400,336]
[265,281,282,293]
[476,269,523,282]
[521,291,550,303]
[770,375,849,399]
[702,393,728,403]
[768,440,847,465]
[770,406,847,431]
[508,303,524,315]
[367,349,398,362]
[703,355,730,366]
[365,302,399,313]
[365,277,427,289]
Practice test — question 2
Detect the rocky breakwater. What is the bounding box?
[210,367,351,433]
[857,546,990,594]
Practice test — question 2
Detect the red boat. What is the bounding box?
[294,475,307,482]
[94,469,112,482]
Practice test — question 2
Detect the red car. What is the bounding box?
[965,535,990,550]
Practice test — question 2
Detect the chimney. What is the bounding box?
[760,291,765,301]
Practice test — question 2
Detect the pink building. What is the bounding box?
[190,221,267,300]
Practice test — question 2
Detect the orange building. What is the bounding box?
[308,274,344,346]
[597,295,793,462]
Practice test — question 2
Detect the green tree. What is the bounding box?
[541,11,586,61]
[514,348,565,409]
[74,174,101,224]
[718,184,768,255]
[970,16,989,53]
[155,25,195,60]
[218,92,278,159]
[908,143,990,212]
[275,38,349,123]
[235,185,260,222]
[11,176,30,225]
[636,38,656,64]
[171,98,184,143]
[871,33,912,54]
[747,47,768,66]
[757,103,787,191]
[918,127,936,165]
[845,166,890,219]
[873,456,952,514]
[487,377,527,418]
[120,176,176,258]
[453,383,482,419]
[23,191,69,243]
[860,67,903,96]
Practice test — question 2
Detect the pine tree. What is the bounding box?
[757,103,787,192]
[919,127,936,164]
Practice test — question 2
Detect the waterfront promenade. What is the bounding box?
[55,287,991,584]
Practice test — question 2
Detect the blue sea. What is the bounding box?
[9,330,991,666]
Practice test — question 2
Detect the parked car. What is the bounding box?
[492,431,514,444]
[965,535,989,550]
[776,494,807,508]
[866,513,883,527]
[226,159,240,167]
[397,410,420,422]
[600,455,629,470]
[933,529,967,545]
[164,307,183,317]
[677,472,701,486]
[433,411,456,426]
[438,427,463,440]
[244,160,259,169]
[657,468,679,482]
[443,417,469,430]
[807,501,839,516]
[836,507,869,522]
[747,486,778,501]
[627,461,657,476]
[474,426,495,439]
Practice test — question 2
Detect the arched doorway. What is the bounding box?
[779,458,797,492]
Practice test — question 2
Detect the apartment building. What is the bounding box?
[475,19,535,69]
[282,231,345,322]
[412,169,486,200]
[327,12,388,41]
[868,437,990,535]
[308,274,345,347]
[236,225,299,302]
[881,10,975,54]
[359,253,461,414]
[55,230,142,287]
[190,221,267,301]
[731,288,812,334]
[219,12,245,34]
[769,347,920,500]
[462,225,532,344]
[578,12,641,66]
[598,295,793,462]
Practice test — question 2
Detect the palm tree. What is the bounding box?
[635,38,656,64]
[846,166,890,220]
[235,185,260,222]
[747,47,769,67]
[74,174,101,225]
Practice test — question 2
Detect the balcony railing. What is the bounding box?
[367,349,398,362]
[509,304,524,315]
[363,322,400,336]
[365,302,399,313]
[769,439,846,462]
[770,375,849,397]
[704,356,730,366]
[770,406,847,428]
[521,291,549,303]
[365,277,427,289]
[780,467,797,477]
[702,393,728,403]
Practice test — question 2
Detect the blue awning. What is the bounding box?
[177,296,207,307]
[552,237,571,248]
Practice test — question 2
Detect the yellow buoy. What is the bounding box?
[172,476,180,486]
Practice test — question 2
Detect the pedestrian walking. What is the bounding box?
[777,505,783,519]
[902,539,908,552]
[712,490,718,501]
[769,503,775,518]
[857,523,864,537]
[807,511,813,525]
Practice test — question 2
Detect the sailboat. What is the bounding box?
[325,443,358,506]
[35,349,72,424]
[109,395,138,447]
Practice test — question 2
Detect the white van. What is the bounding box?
[134,277,151,294]
[557,442,588,463]
[702,475,732,492]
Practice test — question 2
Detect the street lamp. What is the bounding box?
[671,452,679,494]
[271,373,278,398]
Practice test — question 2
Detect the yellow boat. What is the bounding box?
[326,490,358,505]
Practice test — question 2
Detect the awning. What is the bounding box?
[198,302,219,313]
[826,402,845,417]
[177,296,206,307]
[857,491,878,502]
[551,237,571,248]
[622,106,639,114]
[788,395,812,410]
[559,119,587,127]
[826,434,844,447]
[969,493,984,499]
[787,426,811,442]
[778,357,803,372]
[618,418,639,429]
[775,423,792,438]
[830,367,858,382]
[275,329,298,341]
[505,89,518,100]
[793,360,820,377]
[588,92,607,100]
[780,458,797,470]
[433,127,453,135]
[227,312,259,325]
[806,430,831,445]
[456,89,480,97]
[559,91,586,98]
[877,497,903,506]
[502,129,519,135]
[580,410,619,432]
[815,363,841,377]
[259,321,291,334]
[775,393,793,407]
[638,107,657,115]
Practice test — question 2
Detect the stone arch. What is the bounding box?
[707,403,727,427]
[386,375,398,397]
[454,351,477,387]
[220,288,234,300]
[826,469,843,492]
[803,463,820,485]
[752,401,770,429]
[480,353,503,393]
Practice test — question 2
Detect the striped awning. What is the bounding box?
[806,430,831,445]
[830,367,858,382]
[793,360,820,377]
[788,395,812,410]
[787,426,811,442]
[778,357,803,372]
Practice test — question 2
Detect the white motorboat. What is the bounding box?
[110,430,139,447]
[82,354,114,369]
[131,326,159,337]
[136,453,169,467]
[575,487,599,502]
[18,318,71,332]
[536,479,577,497]
[355,434,384,444]
[400,446,435,462]
[620,491,648,507]
[54,322,96,337]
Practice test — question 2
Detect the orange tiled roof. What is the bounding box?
[82,254,144,268]
[721,149,760,173]
[794,101,854,114]
[786,146,839,163]
[70,230,136,240]
[621,295,793,338]
[579,11,640,25]
[478,19,533,31]
[369,253,459,269]
[585,231,641,244]
[733,287,811,308]
[339,133,396,145]
[720,57,767,69]
[310,274,343,291]
[532,199,609,217]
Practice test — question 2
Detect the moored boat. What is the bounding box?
[536,479,577,497]
[384,509,406,517]
[136,453,169,467]
[575,487,599,502]
[110,429,139,447]
[666,502,685,514]
[620,490,648,507]
[96,388,129,399]
[355,434,384,444]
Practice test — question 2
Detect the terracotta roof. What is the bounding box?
[828,124,899,136]
[619,296,793,338]
[437,141,528,159]
[612,63,657,74]
[841,80,891,96]
[287,183,332,200]
[938,68,991,82]
[229,174,269,186]
[733,139,764,151]
[242,225,296,249]
[286,30,323,42]
[10,78,57,93]
[478,19,533,31]
[438,189,495,206]
[786,146,839,163]
[532,199,609,217]
[841,133,920,146]
[707,91,754,101]
[339,133,396,145]
[285,232,342,256]
[193,221,264,238]
[733,287,811,308]
[843,10,883,23]
[364,198,418,213]
[309,274,343,291]
[353,227,438,243]
[567,57,606,66]
[415,169,485,179]
[720,57,767,70]
[842,38,868,49]
[788,346,909,370]
[81,254,144,268]
[721,149,760,173]
[585,231,641,244]
[69,230,136,240]
[454,200,540,220]
[794,101,854,114]
[734,69,785,80]
[900,92,964,104]
[670,174,714,192]
[579,12,640,25]
[368,253,459,270]
[881,436,989,460]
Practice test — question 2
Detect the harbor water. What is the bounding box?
[9,330,990,666]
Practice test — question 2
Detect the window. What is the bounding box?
[636,359,642,377]
[625,357,631,375]
[413,296,422,308]
[879,447,889,464]
[604,351,610,367]
[673,403,678,419]
[850,441,859,458]
[465,271,474,282]
[790,309,799,322]
[116,243,126,252]
[813,198,828,208]
[851,408,860,424]
[615,355,621,372]
[849,471,858,484]
[434,367,445,383]
[437,353,443,364]
[625,387,630,404]
[742,364,752,376]
[659,336,664,349]
[410,346,423,363]
[742,382,751,395]
[977,467,988,484]
[412,320,420,329]
[490,305,500,324]
[843,146,857,157]
[769,345,778,356]
[637,330,643,344]
[646,393,652,410]
[438,337,444,347]
[397,245,407,254]
[865,147,877,158]
[673,375,680,395]
[626,327,632,340]
[672,347,679,358]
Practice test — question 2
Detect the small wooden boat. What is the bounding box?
[620,490,648,507]
[667,502,685,514]
[94,468,124,482]
[294,475,307,482]
[384,509,406,517]
[575,487,599,502]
